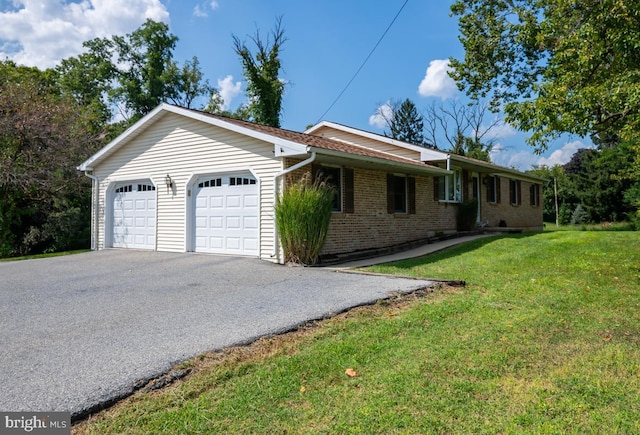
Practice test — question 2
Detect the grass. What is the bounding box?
[74,230,640,434]
[0,249,90,262]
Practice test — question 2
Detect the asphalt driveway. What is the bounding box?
[0,250,434,419]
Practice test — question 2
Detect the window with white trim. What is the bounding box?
[436,169,462,203]
[486,175,500,204]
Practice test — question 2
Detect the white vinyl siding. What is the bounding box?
[92,113,282,260]
[311,126,421,161]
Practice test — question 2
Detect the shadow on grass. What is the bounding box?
[373,232,540,270]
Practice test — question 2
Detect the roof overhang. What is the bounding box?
[308,146,450,177]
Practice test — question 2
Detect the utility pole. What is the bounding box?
[554,177,559,227]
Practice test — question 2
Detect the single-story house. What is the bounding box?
[77,103,544,263]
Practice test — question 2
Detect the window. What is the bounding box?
[320,166,342,212]
[387,174,416,214]
[198,178,222,188]
[530,184,541,207]
[137,184,155,192]
[313,165,354,213]
[486,175,500,203]
[229,177,256,186]
[115,185,132,193]
[510,179,521,206]
[435,169,462,202]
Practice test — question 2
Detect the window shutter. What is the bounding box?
[517,180,522,205]
[536,183,541,206]
[433,176,440,201]
[387,174,394,214]
[408,177,416,214]
[344,168,354,213]
[496,176,501,203]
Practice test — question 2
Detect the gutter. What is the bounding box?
[83,171,99,250]
[271,151,317,260]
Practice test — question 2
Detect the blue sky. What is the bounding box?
[0,0,589,170]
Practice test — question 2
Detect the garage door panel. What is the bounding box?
[244,194,259,207]
[210,196,224,208]
[112,183,156,250]
[194,174,259,256]
[226,216,241,229]
[244,216,258,229]
[226,195,241,208]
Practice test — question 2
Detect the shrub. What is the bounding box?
[275,172,335,265]
[456,199,478,231]
[571,204,589,225]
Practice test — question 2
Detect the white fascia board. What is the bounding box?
[273,141,309,157]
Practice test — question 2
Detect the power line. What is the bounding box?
[315,0,410,123]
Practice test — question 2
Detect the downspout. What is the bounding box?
[83,171,99,250]
[271,151,317,260]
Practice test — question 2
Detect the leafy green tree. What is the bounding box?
[111,19,178,119]
[232,17,286,127]
[165,56,215,109]
[0,61,102,256]
[450,0,640,151]
[386,99,428,146]
[56,38,116,129]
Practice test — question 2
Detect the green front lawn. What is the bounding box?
[75,231,640,434]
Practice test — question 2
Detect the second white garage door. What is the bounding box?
[194,174,259,256]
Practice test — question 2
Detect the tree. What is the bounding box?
[384,99,428,146]
[0,61,103,256]
[56,38,116,129]
[232,17,286,127]
[111,19,178,119]
[59,20,214,127]
[450,0,640,151]
[424,99,497,161]
[165,56,215,109]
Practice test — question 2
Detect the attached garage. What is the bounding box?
[193,173,259,256]
[111,181,156,250]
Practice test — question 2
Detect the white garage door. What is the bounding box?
[112,182,156,249]
[194,174,259,256]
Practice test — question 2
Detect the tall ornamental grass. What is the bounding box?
[275,173,334,265]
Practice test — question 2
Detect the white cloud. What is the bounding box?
[418,59,458,100]
[193,1,218,18]
[193,5,207,17]
[368,101,393,129]
[483,121,517,141]
[0,0,169,68]
[217,75,242,110]
[536,140,587,167]
[490,140,590,171]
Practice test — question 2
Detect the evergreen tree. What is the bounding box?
[387,99,427,147]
